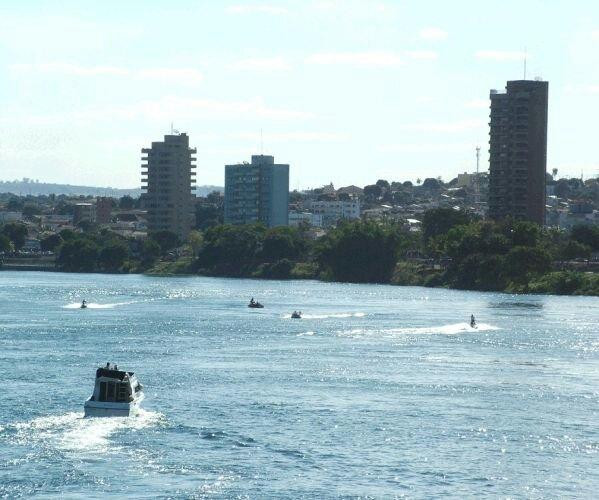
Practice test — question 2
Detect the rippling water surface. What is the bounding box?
[0,271,598,498]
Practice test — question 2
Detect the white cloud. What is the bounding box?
[225,4,288,15]
[305,51,402,67]
[11,62,128,77]
[475,50,526,61]
[401,119,485,133]
[419,27,448,41]
[10,63,204,85]
[235,131,347,142]
[466,98,489,109]
[229,57,291,71]
[377,142,473,153]
[9,96,313,125]
[405,50,438,60]
[137,68,204,84]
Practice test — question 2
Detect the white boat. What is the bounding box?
[84,364,144,417]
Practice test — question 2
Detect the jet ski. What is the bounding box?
[291,311,302,319]
[248,301,264,308]
[80,300,87,309]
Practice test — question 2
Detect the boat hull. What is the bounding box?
[84,395,144,418]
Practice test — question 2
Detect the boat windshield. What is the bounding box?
[98,381,131,403]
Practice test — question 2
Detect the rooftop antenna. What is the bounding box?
[523,47,527,80]
[170,122,174,134]
[475,146,481,205]
[260,128,264,155]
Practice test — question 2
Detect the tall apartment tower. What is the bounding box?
[224,154,289,227]
[488,80,548,225]
[141,133,196,240]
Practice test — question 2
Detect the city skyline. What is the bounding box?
[2,1,599,189]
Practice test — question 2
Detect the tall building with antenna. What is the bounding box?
[488,79,548,225]
[141,132,196,240]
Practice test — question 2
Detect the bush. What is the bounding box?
[391,261,424,286]
[290,262,319,280]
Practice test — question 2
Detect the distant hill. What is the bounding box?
[0,180,223,198]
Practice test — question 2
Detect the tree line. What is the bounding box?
[3,209,599,295]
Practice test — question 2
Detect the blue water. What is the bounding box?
[0,271,597,498]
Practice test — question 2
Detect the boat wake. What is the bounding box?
[337,322,500,338]
[0,409,164,453]
[284,312,365,319]
[62,301,135,309]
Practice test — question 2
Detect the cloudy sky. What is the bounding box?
[1,0,599,189]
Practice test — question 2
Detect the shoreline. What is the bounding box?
[3,265,598,298]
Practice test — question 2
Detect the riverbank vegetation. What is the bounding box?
[3,209,599,295]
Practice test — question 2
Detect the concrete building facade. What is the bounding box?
[224,155,289,227]
[95,197,113,224]
[73,203,96,225]
[309,199,361,227]
[488,79,549,225]
[141,133,196,240]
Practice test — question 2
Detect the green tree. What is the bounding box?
[188,230,203,258]
[559,240,591,260]
[317,221,403,283]
[6,198,23,211]
[2,223,28,250]
[40,233,63,252]
[141,239,161,266]
[0,234,12,253]
[504,246,552,283]
[98,240,130,271]
[196,224,265,275]
[149,230,180,254]
[57,238,99,271]
[22,204,42,219]
[570,224,599,251]
[260,227,303,262]
[422,208,471,242]
[119,195,135,210]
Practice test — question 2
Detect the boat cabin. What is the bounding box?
[90,367,142,403]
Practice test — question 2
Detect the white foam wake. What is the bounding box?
[338,322,500,338]
[284,312,365,319]
[63,301,135,309]
[3,409,164,452]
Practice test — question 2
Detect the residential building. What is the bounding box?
[224,154,289,227]
[73,203,96,225]
[141,133,196,240]
[95,197,113,224]
[288,211,323,228]
[0,211,23,223]
[310,199,360,227]
[488,79,549,225]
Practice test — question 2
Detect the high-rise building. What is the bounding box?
[141,133,196,240]
[95,197,113,224]
[224,155,289,227]
[488,79,549,225]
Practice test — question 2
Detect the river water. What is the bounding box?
[0,271,597,498]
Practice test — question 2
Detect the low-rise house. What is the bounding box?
[0,211,23,223]
[310,199,360,227]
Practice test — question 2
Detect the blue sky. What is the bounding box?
[1,0,599,189]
